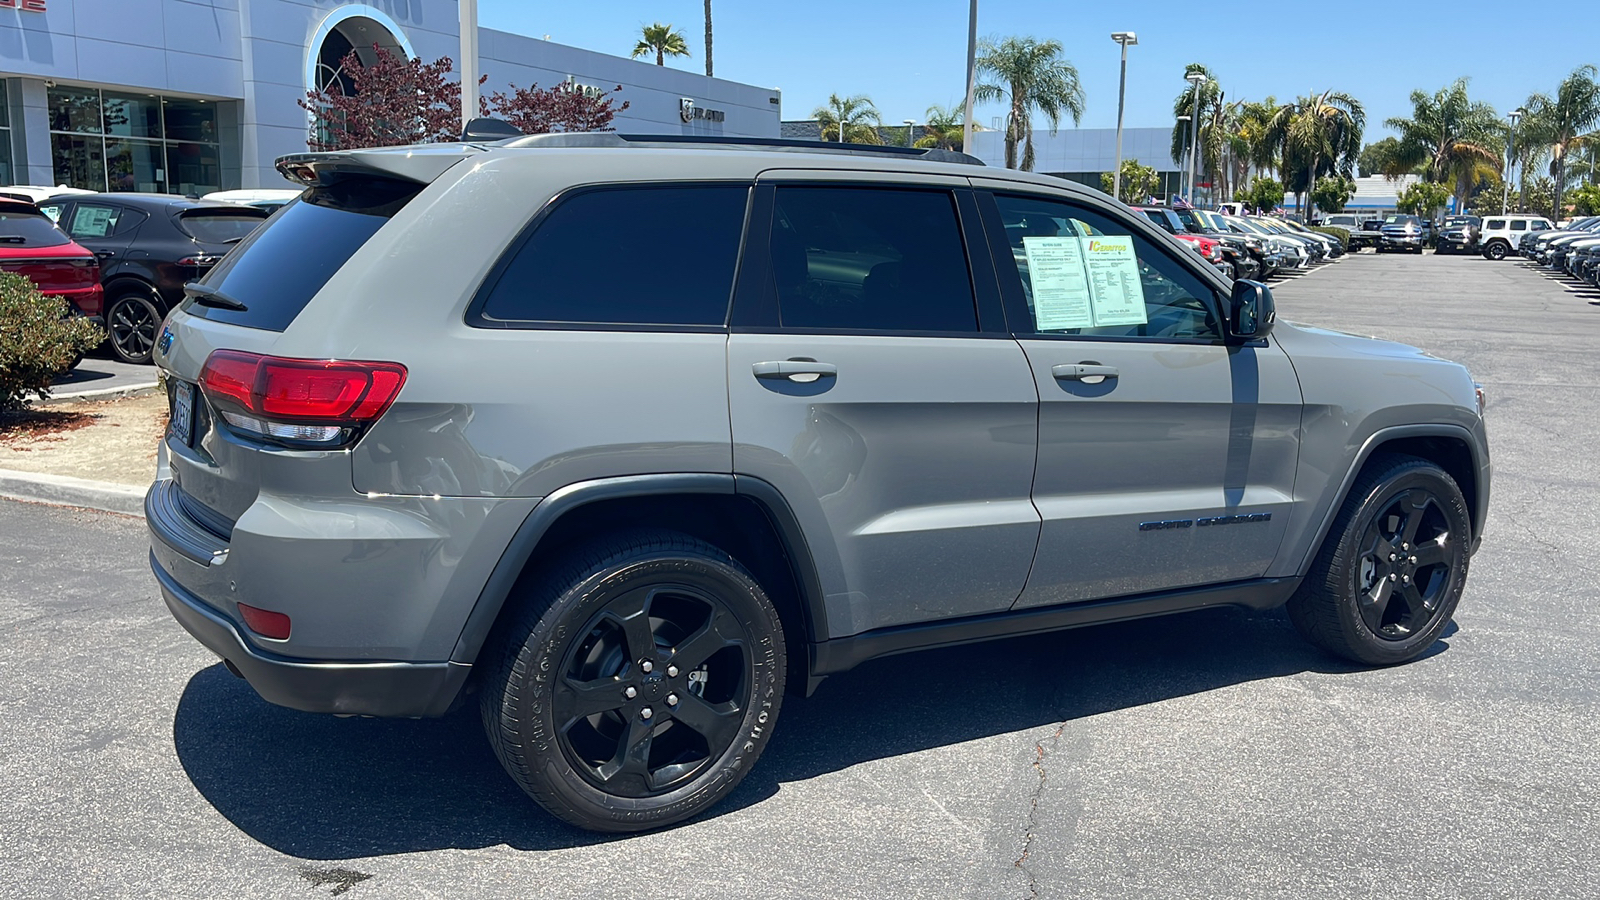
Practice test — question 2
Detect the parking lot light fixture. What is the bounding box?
[1175,115,1190,202]
[1111,32,1137,202]
[905,119,916,148]
[1506,107,1524,214]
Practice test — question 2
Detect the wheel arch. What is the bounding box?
[450,474,830,690]
[1296,424,1487,577]
[103,275,163,307]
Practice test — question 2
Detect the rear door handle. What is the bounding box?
[1051,363,1119,382]
[753,360,837,382]
[94,250,116,259]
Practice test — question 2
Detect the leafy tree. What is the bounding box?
[299,45,463,150]
[1383,79,1504,216]
[974,36,1084,171]
[1521,176,1557,219]
[1272,90,1365,216]
[631,22,690,66]
[914,104,965,151]
[1312,175,1357,213]
[1568,183,1600,216]
[0,273,104,411]
[1236,176,1286,213]
[1397,181,1452,217]
[1359,137,1406,177]
[813,93,883,144]
[483,82,630,134]
[1100,159,1160,204]
[1523,65,1600,216]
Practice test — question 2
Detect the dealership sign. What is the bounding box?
[0,0,47,9]
[679,98,725,124]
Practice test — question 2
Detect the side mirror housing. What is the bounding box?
[1226,279,1276,342]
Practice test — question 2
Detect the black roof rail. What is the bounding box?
[497,131,985,166]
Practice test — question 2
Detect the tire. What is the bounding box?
[106,289,163,364]
[1287,454,1471,666]
[479,530,787,833]
[1485,241,1508,260]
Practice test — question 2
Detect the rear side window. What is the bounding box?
[1485,219,1505,230]
[190,178,419,332]
[0,211,70,247]
[178,211,269,244]
[1511,221,1526,231]
[478,185,749,327]
[67,203,125,239]
[1530,221,1549,231]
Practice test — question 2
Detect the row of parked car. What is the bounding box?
[0,186,299,364]
[1518,215,1600,286]
[1136,206,1344,281]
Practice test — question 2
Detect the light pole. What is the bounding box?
[1184,71,1207,204]
[1505,107,1523,214]
[1110,32,1137,202]
[962,0,978,155]
[459,0,479,131]
[1175,115,1190,203]
[905,119,916,148]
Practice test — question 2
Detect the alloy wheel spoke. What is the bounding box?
[1399,492,1431,545]
[668,692,743,748]
[1360,577,1394,632]
[553,676,627,724]
[597,715,656,785]
[670,608,739,672]
[606,587,658,663]
[1412,539,1449,569]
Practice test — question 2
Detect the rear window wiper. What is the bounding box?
[184,282,248,312]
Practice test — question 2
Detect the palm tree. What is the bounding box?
[1523,66,1600,216]
[914,104,965,151]
[1235,96,1283,182]
[631,22,690,67]
[974,36,1084,171]
[1272,90,1365,216]
[1169,65,1237,201]
[1383,79,1502,216]
[812,93,883,144]
[703,1,713,77]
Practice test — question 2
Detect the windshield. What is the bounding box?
[1227,217,1270,236]
[1385,215,1423,226]
[177,210,270,244]
[0,211,72,247]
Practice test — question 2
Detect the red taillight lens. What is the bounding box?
[198,350,406,446]
[237,602,291,640]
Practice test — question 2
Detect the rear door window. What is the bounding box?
[177,211,269,244]
[0,211,71,247]
[189,177,420,332]
[66,203,124,239]
[1485,219,1505,230]
[1511,221,1527,231]
[477,184,749,328]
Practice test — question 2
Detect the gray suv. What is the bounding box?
[148,132,1490,833]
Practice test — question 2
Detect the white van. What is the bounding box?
[1478,214,1553,260]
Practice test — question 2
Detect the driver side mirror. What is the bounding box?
[1226,279,1275,341]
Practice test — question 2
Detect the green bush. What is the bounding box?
[1310,225,1351,252]
[1,272,106,412]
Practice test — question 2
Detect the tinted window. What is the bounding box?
[178,211,267,244]
[481,185,748,327]
[192,178,420,332]
[0,211,71,247]
[1531,221,1549,231]
[769,186,976,332]
[1485,219,1505,230]
[1511,221,1526,231]
[991,193,1220,341]
[1140,209,1177,233]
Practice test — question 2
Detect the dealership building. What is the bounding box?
[0,0,782,193]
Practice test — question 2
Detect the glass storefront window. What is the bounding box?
[52,134,106,192]
[49,86,103,134]
[163,98,218,143]
[166,142,220,195]
[103,93,163,139]
[1,80,10,184]
[106,138,167,193]
[0,79,10,128]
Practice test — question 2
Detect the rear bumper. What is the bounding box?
[151,550,469,717]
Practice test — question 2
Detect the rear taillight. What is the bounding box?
[198,350,406,447]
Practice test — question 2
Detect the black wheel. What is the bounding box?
[106,290,162,364]
[1485,241,1508,260]
[1288,454,1471,665]
[480,530,786,833]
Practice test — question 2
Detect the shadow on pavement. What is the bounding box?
[173,605,1451,859]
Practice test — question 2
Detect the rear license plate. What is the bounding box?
[170,381,195,447]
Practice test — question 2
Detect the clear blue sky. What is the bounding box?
[481,0,1598,141]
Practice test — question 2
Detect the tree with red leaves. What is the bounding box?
[301,45,630,151]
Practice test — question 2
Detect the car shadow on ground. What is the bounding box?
[172,605,1452,859]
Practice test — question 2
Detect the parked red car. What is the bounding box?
[0,198,104,326]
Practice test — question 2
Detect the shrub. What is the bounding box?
[1311,225,1351,252]
[0,272,106,412]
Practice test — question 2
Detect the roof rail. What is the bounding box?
[497,131,985,166]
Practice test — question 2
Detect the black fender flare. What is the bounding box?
[448,473,832,666]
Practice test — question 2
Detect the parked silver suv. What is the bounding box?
[149,132,1491,833]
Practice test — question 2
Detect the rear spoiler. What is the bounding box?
[275,143,482,188]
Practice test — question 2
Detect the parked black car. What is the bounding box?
[38,193,270,363]
[1435,215,1482,255]
[1173,207,1265,280]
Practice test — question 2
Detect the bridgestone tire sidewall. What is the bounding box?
[1328,465,1471,664]
[508,551,784,832]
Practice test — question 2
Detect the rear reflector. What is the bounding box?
[237,602,291,640]
[199,350,406,447]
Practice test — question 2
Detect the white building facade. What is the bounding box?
[0,0,781,192]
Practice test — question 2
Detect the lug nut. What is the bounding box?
[667,665,679,678]
[1403,575,1411,584]
[1401,543,1410,551]
[640,707,653,720]
[640,660,653,674]
[1389,553,1397,561]
[666,693,679,705]
[624,686,637,699]
[1389,573,1398,582]
[1410,556,1418,564]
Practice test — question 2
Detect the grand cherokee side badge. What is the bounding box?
[1140,513,1271,531]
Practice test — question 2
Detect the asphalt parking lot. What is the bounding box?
[2,251,1597,899]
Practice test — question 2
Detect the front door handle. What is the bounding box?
[753,360,837,382]
[1051,363,1119,382]
[94,250,116,259]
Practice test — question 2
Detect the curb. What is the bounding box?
[41,381,161,403]
[0,468,148,517]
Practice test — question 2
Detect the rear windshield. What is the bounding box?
[188,178,419,332]
[177,210,269,244]
[0,211,71,247]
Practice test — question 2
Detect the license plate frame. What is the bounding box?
[169,381,195,447]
